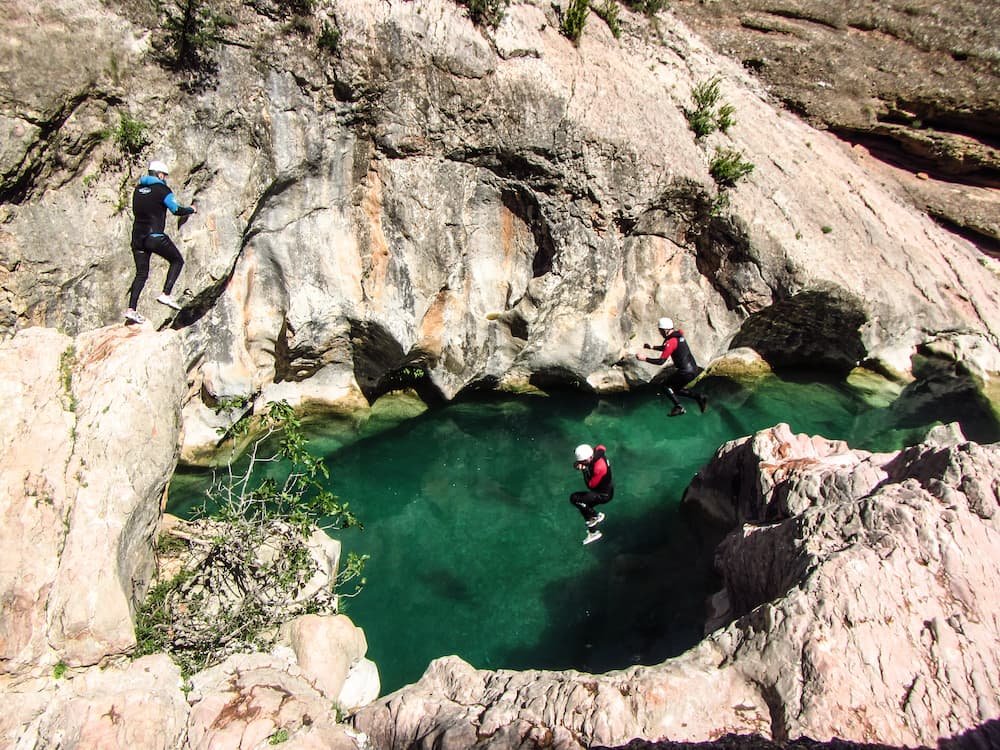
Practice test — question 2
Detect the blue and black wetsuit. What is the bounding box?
[128,175,195,310]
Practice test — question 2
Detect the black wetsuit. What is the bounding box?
[646,330,704,409]
[128,175,194,310]
[570,445,614,522]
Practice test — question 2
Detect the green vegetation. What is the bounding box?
[623,0,668,14]
[821,225,834,234]
[133,400,366,676]
[53,661,68,679]
[318,21,341,55]
[560,0,590,43]
[58,345,78,414]
[709,146,755,187]
[112,113,149,157]
[269,728,290,745]
[160,0,223,72]
[685,76,737,138]
[460,0,509,28]
[592,0,621,38]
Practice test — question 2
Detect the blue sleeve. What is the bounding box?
[163,191,182,214]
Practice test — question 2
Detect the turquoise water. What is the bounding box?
[168,372,999,695]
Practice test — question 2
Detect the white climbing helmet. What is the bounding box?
[148,160,170,175]
[574,444,594,462]
[658,317,674,330]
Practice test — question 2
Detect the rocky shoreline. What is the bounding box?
[2,326,997,747]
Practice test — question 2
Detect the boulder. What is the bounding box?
[0,326,185,671]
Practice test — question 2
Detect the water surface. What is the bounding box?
[169,372,998,694]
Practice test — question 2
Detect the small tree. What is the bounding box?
[134,400,366,676]
[160,0,221,72]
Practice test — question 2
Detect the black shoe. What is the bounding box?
[697,394,708,413]
[669,405,686,417]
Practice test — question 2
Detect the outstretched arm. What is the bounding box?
[164,191,196,216]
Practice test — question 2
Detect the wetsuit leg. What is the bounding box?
[128,247,152,310]
[570,491,612,522]
[666,368,703,405]
[143,234,185,295]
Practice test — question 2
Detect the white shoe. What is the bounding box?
[586,512,606,529]
[124,308,147,324]
[583,530,603,545]
[156,293,182,310]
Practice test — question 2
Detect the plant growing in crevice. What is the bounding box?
[459,0,509,28]
[592,0,621,38]
[112,113,149,158]
[709,146,754,187]
[133,400,367,676]
[685,76,737,138]
[560,0,590,42]
[317,20,341,55]
[158,0,224,77]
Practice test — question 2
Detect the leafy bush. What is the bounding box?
[134,400,367,676]
[560,0,590,42]
[113,113,149,157]
[709,147,755,187]
[318,21,341,55]
[460,0,509,28]
[160,0,222,72]
[686,76,738,138]
[592,0,621,38]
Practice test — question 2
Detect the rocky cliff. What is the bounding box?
[352,422,1000,749]
[2,0,999,462]
[0,327,379,748]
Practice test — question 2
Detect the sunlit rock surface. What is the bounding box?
[1,0,998,464]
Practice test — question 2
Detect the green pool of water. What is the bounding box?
[168,372,999,695]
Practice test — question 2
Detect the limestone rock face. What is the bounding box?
[1,0,999,462]
[352,423,1000,748]
[0,326,185,671]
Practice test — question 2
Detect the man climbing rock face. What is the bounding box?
[636,317,708,416]
[124,159,197,325]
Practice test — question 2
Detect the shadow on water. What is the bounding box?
[498,499,724,675]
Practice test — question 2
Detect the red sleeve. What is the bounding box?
[660,336,678,357]
[587,457,608,488]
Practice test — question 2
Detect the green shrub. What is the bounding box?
[592,0,621,38]
[133,400,367,676]
[318,21,341,55]
[53,661,68,679]
[560,0,590,42]
[113,114,149,157]
[709,147,755,187]
[461,0,509,28]
[161,0,222,71]
[686,77,738,138]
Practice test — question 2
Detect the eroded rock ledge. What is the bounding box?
[351,422,1000,749]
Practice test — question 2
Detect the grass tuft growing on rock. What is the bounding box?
[560,0,591,43]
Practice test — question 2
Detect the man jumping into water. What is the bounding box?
[636,317,708,417]
[571,443,614,545]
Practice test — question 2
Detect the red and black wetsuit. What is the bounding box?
[570,445,614,522]
[646,330,704,408]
